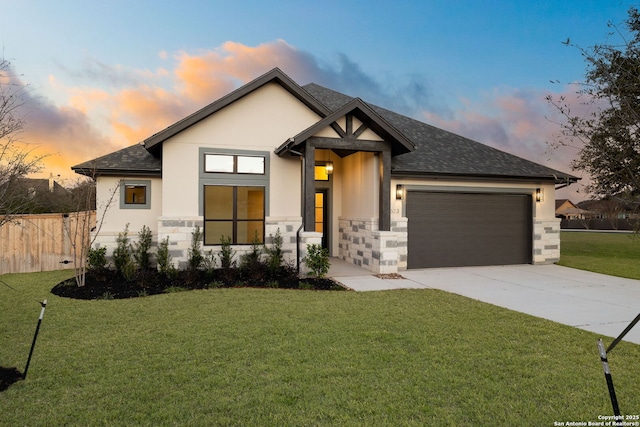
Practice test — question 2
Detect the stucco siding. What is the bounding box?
[161,82,322,218]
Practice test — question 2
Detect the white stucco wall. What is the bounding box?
[161,82,323,218]
[94,176,163,248]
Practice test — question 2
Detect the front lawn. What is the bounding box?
[559,231,640,279]
[1,270,638,426]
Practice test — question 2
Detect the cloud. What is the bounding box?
[7,39,587,198]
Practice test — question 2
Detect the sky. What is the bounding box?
[0,0,636,200]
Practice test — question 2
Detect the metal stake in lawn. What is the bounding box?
[596,311,640,417]
[23,300,47,380]
[597,339,620,416]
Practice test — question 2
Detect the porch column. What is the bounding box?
[304,144,316,231]
[379,147,391,231]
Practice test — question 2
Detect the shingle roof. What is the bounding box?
[72,143,162,177]
[72,68,577,184]
[302,83,577,183]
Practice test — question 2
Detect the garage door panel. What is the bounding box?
[407,191,532,268]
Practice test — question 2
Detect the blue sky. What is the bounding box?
[0,0,636,199]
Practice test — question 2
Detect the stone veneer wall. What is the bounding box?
[338,217,403,274]
[533,218,561,264]
[156,216,302,269]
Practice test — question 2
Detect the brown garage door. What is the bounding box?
[407,191,532,268]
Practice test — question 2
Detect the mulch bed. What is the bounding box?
[51,267,345,300]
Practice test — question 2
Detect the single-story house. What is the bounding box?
[555,199,588,220]
[72,67,578,274]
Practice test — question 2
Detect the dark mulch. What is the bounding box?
[51,266,346,300]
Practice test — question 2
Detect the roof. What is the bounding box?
[72,143,162,177]
[72,67,578,184]
[275,97,415,157]
[302,83,578,184]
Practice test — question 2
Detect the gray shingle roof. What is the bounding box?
[72,143,161,177]
[72,68,576,184]
[302,83,577,183]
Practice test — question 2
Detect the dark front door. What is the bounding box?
[315,189,329,249]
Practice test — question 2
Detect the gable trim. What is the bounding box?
[275,98,415,157]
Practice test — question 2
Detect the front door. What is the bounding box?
[315,189,329,250]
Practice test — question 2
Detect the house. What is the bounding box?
[555,199,587,220]
[72,68,578,273]
[0,175,73,214]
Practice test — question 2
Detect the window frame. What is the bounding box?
[203,185,265,245]
[120,179,151,210]
[199,148,270,246]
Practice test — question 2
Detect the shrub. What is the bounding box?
[218,235,236,269]
[87,247,107,270]
[303,244,330,278]
[133,225,153,270]
[265,228,284,273]
[113,224,135,281]
[240,231,263,270]
[188,225,204,271]
[156,236,176,277]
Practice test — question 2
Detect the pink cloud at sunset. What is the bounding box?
[420,85,590,198]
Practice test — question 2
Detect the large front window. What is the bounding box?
[204,185,265,245]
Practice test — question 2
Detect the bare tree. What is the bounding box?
[63,174,119,287]
[0,58,48,226]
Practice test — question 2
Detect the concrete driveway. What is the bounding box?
[332,264,640,345]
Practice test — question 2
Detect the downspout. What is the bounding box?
[289,146,304,274]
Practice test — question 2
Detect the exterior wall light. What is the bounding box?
[536,188,544,202]
[325,161,334,175]
[396,184,404,200]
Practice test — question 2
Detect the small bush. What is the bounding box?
[265,228,284,273]
[113,224,135,281]
[303,244,330,278]
[218,235,236,269]
[133,225,153,270]
[240,231,263,272]
[87,247,108,270]
[188,226,204,271]
[156,236,176,277]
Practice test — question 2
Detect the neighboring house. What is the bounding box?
[555,199,588,220]
[0,175,73,214]
[72,68,578,273]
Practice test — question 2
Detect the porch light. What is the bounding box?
[536,188,544,202]
[396,184,404,200]
[325,161,334,175]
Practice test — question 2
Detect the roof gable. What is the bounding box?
[302,83,578,184]
[143,68,330,153]
[275,98,415,157]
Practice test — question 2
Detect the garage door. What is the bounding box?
[407,191,532,268]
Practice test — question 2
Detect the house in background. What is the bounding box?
[555,199,588,220]
[72,68,578,273]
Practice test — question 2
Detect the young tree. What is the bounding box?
[0,58,48,226]
[62,175,119,287]
[547,7,640,201]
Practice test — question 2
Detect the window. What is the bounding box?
[120,180,151,209]
[125,185,146,204]
[204,154,265,174]
[204,185,265,245]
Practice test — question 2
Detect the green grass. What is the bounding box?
[1,270,639,426]
[559,231,640,279]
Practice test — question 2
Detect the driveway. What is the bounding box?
[332,264,640,345]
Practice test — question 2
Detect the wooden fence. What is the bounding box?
[0,211,96,275]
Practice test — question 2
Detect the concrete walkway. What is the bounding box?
[329,260,640,344]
